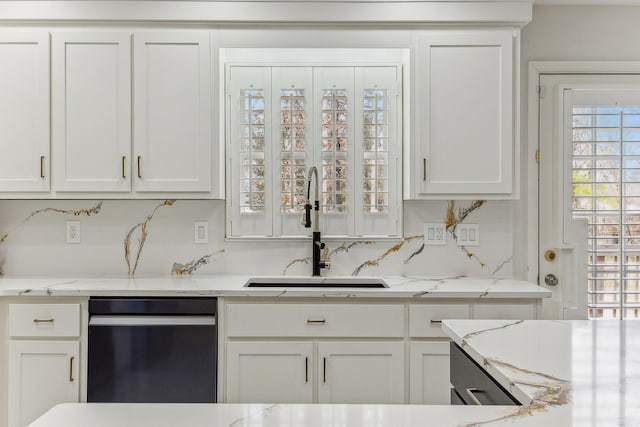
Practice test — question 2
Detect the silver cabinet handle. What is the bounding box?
[69,356,75,382]
[465,387,483,405]
[137,156,142,178]
[33,318,54,324]
[307,319,326,324]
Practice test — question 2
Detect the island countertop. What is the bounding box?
[442,319,640,426]
[0,275,551,299]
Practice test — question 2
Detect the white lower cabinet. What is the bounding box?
[409,341,450,404]
[226,341,313,403]
[7,303,81,427]
[318,342,404,404]
[8,341,79,427]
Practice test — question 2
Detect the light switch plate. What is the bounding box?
[456,224,479,246]
[424,223,446,246]
[194,221,208,244]
[66,220,81,244]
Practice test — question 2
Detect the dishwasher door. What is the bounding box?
[87,298,217,403]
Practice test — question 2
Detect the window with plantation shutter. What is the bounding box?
[572,104,640,319]
[227,64,401,239]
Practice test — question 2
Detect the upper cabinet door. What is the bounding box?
[418,30,515,197]
[52,33,131,192]
[133,32,212,192]
[0,33,50,192]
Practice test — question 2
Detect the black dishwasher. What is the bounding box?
[87,297,217,403]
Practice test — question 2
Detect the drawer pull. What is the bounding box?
[430,320,443,324]
[33,318,55,324]
[465,387,483,405]
[69,356,75,382]
[305,357,309,383]
[307,319,326,324]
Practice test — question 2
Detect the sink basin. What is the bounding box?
[244,277,388,288]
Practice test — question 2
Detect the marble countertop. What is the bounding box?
[0,275,551,299]
[442,319,640,426]
[31,402,555,427]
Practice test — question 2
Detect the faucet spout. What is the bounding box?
[302,166,329,276]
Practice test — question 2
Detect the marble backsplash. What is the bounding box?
[0,199,515,278]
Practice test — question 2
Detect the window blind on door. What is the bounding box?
[572,106,640,319]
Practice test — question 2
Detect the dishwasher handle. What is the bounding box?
[89,315,216,326]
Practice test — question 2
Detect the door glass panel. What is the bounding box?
[363,89,388,214]
[280,89,307,214]
[239,89,265,214]
[321,89,348,213]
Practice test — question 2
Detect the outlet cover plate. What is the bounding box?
[194,221,208,244]
[456,224,479,246]
[424,223,446,246]
[66,220,81,244]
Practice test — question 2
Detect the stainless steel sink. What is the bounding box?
[244,277,388,288]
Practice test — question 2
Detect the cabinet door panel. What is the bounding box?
[419,30,514,196]
[226,342,313,403]
[52,33,131,192]
[134,32,211,192]
[318,342,404,404]
[8,341,79,427]
[409,341,450,404]
[0,33,49,192]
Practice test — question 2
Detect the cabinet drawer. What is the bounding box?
[9,304,81,338]
[450,342,519,405]
[409,304,470,337]
[227,304,404,338]
[473,303,536,320]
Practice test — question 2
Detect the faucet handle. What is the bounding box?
[302,202,312,228]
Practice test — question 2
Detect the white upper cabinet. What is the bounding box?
[52,33,131,192]
[414,29,518,199]
[133,32,212,193]
[0,33,49,192]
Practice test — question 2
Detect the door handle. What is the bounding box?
[122,156,127,179]
[323,357,327,383]
[40,156,45,179]
[137,156,142,178]
[305,357,309,383]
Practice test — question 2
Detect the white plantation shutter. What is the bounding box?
[228,65,400,239]
[571,92,640,319]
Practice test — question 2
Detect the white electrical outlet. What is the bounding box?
[424,223,446,246]
[457,224,479,246]
[66,220,81,244]
[194,221,208,244]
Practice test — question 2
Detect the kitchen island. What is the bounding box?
[29,319,640,426]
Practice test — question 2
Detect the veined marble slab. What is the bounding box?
[443,319,640,426]
[0,275,551,298]
[30,402,562,427]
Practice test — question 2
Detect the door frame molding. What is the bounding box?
[527,61,640,286]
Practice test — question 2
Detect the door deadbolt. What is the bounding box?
[545,274,559,287]
[544,250,557,262]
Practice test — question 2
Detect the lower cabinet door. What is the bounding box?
[318,342,404,404]
[226,341,313,403]
[409,341,451,404]
[8,340,79,427]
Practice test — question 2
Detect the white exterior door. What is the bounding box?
[8,341,79,427]
[226,341,313,403]
[0,33,49,192]
[409,341,450,404]
[539,74,640,320]
[418,30,514,196]
[133,32,211,192]
[52,32,131,192]
[317,342,404,404]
